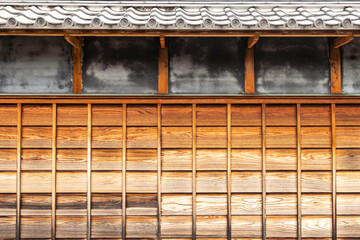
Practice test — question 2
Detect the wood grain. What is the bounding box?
[161,216,192,238]
[57,105,87,126]
[161,105,192,126]
[231,149,261,170]
[91,193,122,216]
[21,149,52,170]
[0,194,16,216]
[337,149,360,170]
[196,149,227,170]
[21,171,51,193]
[127,127,157,148]
[162,149,192,171]
[127,149,156,171]
[158,45,169,94]
[196,172,227,193]
[266,172,297,193]
[92,149,122,171]
[266,127,296,148]
[22,127,52,148]
[232,127,261,148]
[301,149,332,170]
[56,149,87,170]
[231,105,261,126]
[337,216,360,237]
[56,172,87,193]
[335,105,360,125]
[22,104,52,126]
[126,172,157,193]
[337,171,360,192]
[92,171,122,193]
[302,172,332,193]
[266,194,297,215]
[244,47,255,94]
[196,194,227,215]
[0,172,16,193]
[301,127,331,148]
[92,104,123,126]
[0,105,17,126]
[197,127,227,148]
[57,127,87,148]
[0,149,17,170]
[161,172,192,193]
[126,194,157,216]
[302,194,332,215]
[337,194,360,215]
[266,105,296,126]
[197,105,226,126]
[91,216,122,238]
[196,216,227,238]
[231,215,261,238]
[302,216,332,237]
[301,104,331,126]
[127,105,157,126]
[336,127,360,148]
[0,216,16,238]
[0,127,17,148]
[162,127,192,148]
[266,216,297,238]
[56,216,87,238]
[266,149,297,170]
[161,194,192,216]
[126,216,157,238]
[92,126,122,148]
[231,194,262,216]
[231,172,261,193]
[56,193,86,216]
[21,216,51,238]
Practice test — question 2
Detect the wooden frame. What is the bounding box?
[330,40,341,94]
[51,104,57,240]
[16,103,21,240]
[261,103,266,240]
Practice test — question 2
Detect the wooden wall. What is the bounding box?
[0,100,359,239]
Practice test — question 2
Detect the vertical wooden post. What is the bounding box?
[227,104,232,240]
[65,35,82,94]
[157,104,162,240]
[244,46,255,94]
[51,104,57,240]
[87,104,92,240]
[122,104,127,240]
[296,104,302,240]
[192,104,197,240]
[331,104,337,240]
[330,41,341,94]
[261,104,266,240]
[16,103,21,240]
[158,36,169,94]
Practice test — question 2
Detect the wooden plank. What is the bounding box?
[0,127,17,148]
[196,172,227,193]
[231,215,261,238]
[158,45,169,94]
[337,194,360,215]
[57,105,87,126]
[244,47,255,94]
[302,216,332,238]
[301,127,331,148]
[337,171,360,192]
[16,103,21,240]
[92,149,122,171]
[336,127,360,148]
[196,216,227,238]
[92,104,122,126]
[266,194,297,216]
[196,149,227,170]
[56,172,87,193]
[56,193,86,216]
[126,194,157,216]
[92,127,122,148]
[161,216,192,238]
[197,127,227,148]
[330,41,341,94]
[231,172,261,193]
[335,105,360,125]
[266,172,297,193]
[196,194,227,215]
[301,104,331,126]
[127,105,157,126]
[266,216,297,238]
[231,194,262,216]
[21,216,51,238]
[337,149,360,170]
[21,149,52,170]
[161,194,192,216]
[73,38,82,94]
[91,171,122,193]
[57,127,87,148]
[56,216,87,238]
[0,172,16,193]
[266,149,297,170]
[126,172,157,193]
[127,127,157,148]
[162,172,192,193]
[22,127,52,148]
[231,149,261,170]
[0,194,16,216]
[301,172,332,193]
[127,149,156,171]
[0,149,17,171]
[301,149,332,171]
[337,216,360,237]
[57,149,87,171]
[162,127,192,148]
[0,104,17,125]
[266,105,296,126]
[161,105,192,126]
[0,216,16,238]
[126,216,157,238]
[231,105,261,126]
[162,149,192,171]
[91,193,122,216]
[197,105,227,126]
[22,104,52,126]
[302,194,332,216]
[232,127,262,148]
[266,127,296,148]
[21,171,51,193]
[91,216,122,238]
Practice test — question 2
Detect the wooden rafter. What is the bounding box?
[248,35,259,48]
[333,34,354,48]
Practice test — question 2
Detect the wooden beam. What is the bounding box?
[244,46,255,94]
[72,37,82,94]
[333,34,354,48]
[65,35,81,49]
[330,41,341,94]
[158,44,169,94]
[160,36,166,49]
[248,35,259,48]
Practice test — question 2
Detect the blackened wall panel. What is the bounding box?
[0,37,72,93]
[342,38,360,94]
[169,37,244,94]
[255,37,330,94]
[82,37,158,94]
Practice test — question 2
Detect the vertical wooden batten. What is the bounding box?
[122,104,127,240]
[65,35,82,94]
[330,40,341,94]
[227,104,232,240]
[51,104,57,240]
[331,103,337,240]
[244,40,255,94]
[158,36,169,94]
[16,103,21,240]
[192,104,197,240]
[157,104,162,240]
[87,104,92,240]
[261,103,266,240]
[296,104,302,240]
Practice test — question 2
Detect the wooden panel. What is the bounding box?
[56,194,86,216]
[196,216,227,237]
[231,216,261,238]
[91,216,122,238]
[0,172,16,193]
[302,216,332,237]
[21,171,51,193]
[231,105,261,126]
[266,127,296,148]
[56,172,87,193]
[126,194,157,216]
[337,194,360,215]
[266,149,297,170]
[301,149,332,170]
[126,216,157,238]
[92,104,122,126]
[127,149,157,171]
[126,172,157,193]
[0,194,16,216]
[266,194,297,215]
[22,127,52,148]
[266,105,296,126]
[302,172,332,193]
[196,172,227,193]
[0,216,16,238]
[301,127,331,148]
[336,105,360,125]
[266,172,297,193]
[92,171,122,193]
[162,149,192,171]
[301,105,331,126]
[196,149,226,170]
[162,172,192,193]
[231,149,261,170]
[232,127,261,148]
[162,127,192,148]
[197,127,227,148]
[21,216,51,238]
[22,105,52,126]
[57,105,87,126]
[0,105,17,126]
[231,194,261,216]
[337,171,360,192]
[0,127,17,148]
[266,216,297,238]
[127,105,157,126]
[337,126,360,148]
[161,216,192,238]
[337,149,360,170]
[232,172,261,193]
[57,127,87,148]
[56,216,87,238]
[92,127,122,148]
[92,149,122,171]
[337,216,360,237]
[91,193,122,216]
[197,105,226,126]
[196,194,227,215]
[21,149,52,171]
[161,194,192,216]
[57,149,87,170]
[0,149,17,170]
[161,105,192,126]
[302,194,332,215]
[127,127,157,148]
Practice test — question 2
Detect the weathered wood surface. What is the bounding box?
[0,102,359,238]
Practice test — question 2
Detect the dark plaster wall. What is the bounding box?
[255,37,330,94]
[0,36,72,93]
[82,37,158,94]
[342,38,360,94]
[169,37,244,94]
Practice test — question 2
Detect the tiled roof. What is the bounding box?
[1,3,360,30]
